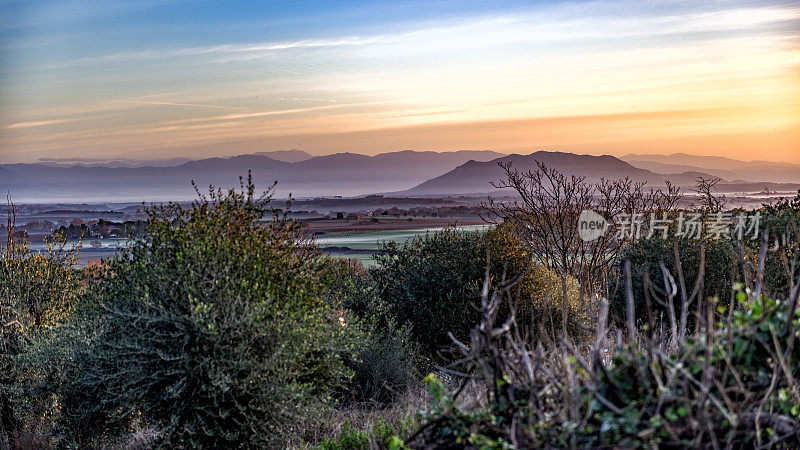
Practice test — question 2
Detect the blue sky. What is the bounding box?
[1,0,798,163]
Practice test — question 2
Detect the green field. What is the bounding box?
[27,226,494,266]
[315,225,492,265]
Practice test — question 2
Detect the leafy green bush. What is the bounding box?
[57,178,366,447]
[318,417,411,450]
[319,421,370,450]
[373,229,486,357]
[576,290,800,447]
[325,260,419,404]
[0,231,80,446]
[373,227,588,358]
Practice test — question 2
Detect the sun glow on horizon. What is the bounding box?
[1,1,798,164]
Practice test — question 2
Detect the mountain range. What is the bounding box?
[32,150,316,168]
[1,150,504,202]
[621,153,800,184]
[404,152,799,196]
[1,150,797,202]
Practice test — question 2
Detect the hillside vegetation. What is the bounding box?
[1,170,799,448]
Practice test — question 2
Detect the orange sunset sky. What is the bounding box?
[1,0,798,164]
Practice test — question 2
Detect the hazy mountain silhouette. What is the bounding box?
[35,157,193,168]
[34,150,314,168]
[402,151,799,195]
[4,149,796,202]
[1,150,505,202]
[252,149,314,162]
[404,151,658,195]
[0,167,24,183]
[622,153,800,184]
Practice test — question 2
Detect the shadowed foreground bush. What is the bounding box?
[612,234,737,328]
[759,191,800,298]
[373,226,587,359]
[1,230,80,447]
[54,178,367,447]
[325,260,419,404]
[400,265,800,449]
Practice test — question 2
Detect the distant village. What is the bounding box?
[1,218,147,242]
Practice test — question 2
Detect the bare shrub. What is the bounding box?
[693,176,727,214]
[405,234,800,448]
[485,160,680,335]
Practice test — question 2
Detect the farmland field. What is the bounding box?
[24,225,494,266]
[315,224,493,265]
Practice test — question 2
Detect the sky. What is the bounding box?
[0,0,798,164]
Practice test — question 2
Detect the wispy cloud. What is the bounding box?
[118,100,239,109]
[37,3,799,69]
[5,118,83,129]
[2,1,798,164]
[152,101,401,127]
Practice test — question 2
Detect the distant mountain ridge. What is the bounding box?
[1,149,506,202]
[621,153,800,184]
[252,149,314,162]
[35,157,193,168]
[405,151,661,195]
[402,151,800,195]
[622,152,800,170]
[3,149,797,202]
[33,149,314,168]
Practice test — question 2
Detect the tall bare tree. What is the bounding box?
[693,176,726,214]
[486,161,680,335]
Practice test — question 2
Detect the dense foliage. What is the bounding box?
[53,180,371,447]
[485,225,587,337]
[1,180,798,449]
[759,190,800,298]
[373,226,586,359]
[325,260,419,404]
[373,229,486,357]
[0,232,80,446]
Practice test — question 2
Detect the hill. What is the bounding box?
[404,151,676,195]
[402,151,799,196]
